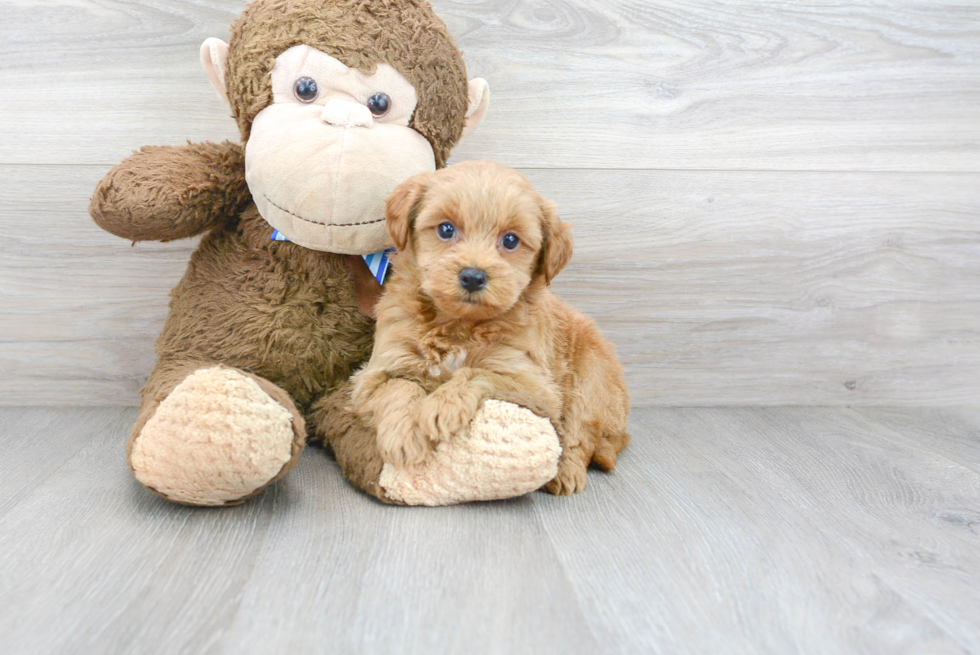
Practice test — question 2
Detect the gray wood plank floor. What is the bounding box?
[2,406,978,655]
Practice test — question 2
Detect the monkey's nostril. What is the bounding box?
[458,267,488,292]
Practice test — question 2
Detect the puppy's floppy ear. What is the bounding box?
[538,199,574,284]
[385,173,432,252]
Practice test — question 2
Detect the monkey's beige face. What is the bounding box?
[245,45,436,254]
[410,168,548,321]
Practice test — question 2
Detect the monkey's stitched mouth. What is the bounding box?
[262,194,385,227]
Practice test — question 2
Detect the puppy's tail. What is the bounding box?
[592,430,630,472]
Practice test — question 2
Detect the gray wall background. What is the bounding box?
[1,0,978,405]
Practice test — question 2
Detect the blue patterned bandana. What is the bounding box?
[271,230,393,284]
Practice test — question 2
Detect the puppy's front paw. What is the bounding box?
[377,408,430,467]
[416,386,481,442]
[545,458,588,496]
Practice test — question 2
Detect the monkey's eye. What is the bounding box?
[293,77,319,103]
[437,222,456,241]
[366,92,391,117]
[501,233,520,251]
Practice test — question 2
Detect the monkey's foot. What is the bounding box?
[130,367,300,506]
[379,400,560,506]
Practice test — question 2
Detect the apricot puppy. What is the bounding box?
[351,161,630,495]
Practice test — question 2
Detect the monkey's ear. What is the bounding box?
[460,79,490,140]
[538,200,574,284]
[200,38,230,105]
[385,174,432,253]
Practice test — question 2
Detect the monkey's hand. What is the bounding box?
[90,141,250,242]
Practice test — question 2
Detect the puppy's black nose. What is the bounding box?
[458,267,488,292]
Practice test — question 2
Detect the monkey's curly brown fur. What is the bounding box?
[90,0,472,505]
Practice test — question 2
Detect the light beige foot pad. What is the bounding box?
[379,400,561,506]
[130,367,296,505]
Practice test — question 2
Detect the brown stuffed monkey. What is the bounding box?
[90,0,560,507]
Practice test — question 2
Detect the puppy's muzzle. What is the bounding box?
[458,267,488,293]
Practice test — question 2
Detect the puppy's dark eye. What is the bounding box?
[294,77,319,103]
[501,232,520,251]
[366,93,391,117]
[437,222,456,241]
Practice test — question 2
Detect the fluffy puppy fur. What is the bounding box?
[351,161,630,495]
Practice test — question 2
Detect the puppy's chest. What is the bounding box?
[426,349,469,379]
[416,329,494,380]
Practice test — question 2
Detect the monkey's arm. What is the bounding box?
[90,141,249,242]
